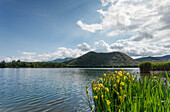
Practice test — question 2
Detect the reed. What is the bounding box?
[85,69,170,112]
[139,61,170,73]
[139,61,152,73]
[152,62,170,71]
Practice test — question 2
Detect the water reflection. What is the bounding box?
[0,68,139,112]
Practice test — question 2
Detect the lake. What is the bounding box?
[0,68,139,112]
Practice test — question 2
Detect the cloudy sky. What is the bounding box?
[0,0,170,62]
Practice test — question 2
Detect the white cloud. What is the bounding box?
[107,30,124,36]
[77,42,91,51]
[109,39,169,57]
[1,38,170,62]
[94,40,111,52]
[0,47,87,62]
[130,31,153,41]
[101,0,116,6]
[110,42,124,49]
[77,20,103,33]
[18,51,36,56]
[76,0,170,57]
[77,0,170,40]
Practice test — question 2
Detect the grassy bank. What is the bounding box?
[85,69,170,112]
[139,61,170,73]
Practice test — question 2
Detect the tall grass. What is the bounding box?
[139,62,152,73]
[139,61,170,73]
[85,69,170,112]
[152,62,170,71]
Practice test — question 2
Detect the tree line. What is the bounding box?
[0,60,67,68]
[0,60,139,68]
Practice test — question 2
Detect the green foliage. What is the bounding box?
[86,69,170,112]
[0,60,67,68]
[139,61,170,73]
[0,60,6,68]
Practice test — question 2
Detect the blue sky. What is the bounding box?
[0,0,170,62]
[0,0,102,55]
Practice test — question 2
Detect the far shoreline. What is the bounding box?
[0,66,139,69]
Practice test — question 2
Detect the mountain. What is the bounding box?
[135,55,170,62]
[49,57,74,63]
[160,55,170,61]
[64,51,139,66]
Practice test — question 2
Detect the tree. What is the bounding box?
[0,60,6,68]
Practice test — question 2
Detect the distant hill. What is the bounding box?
[64,51,139,66]
[135,55,170,62]
[49,57,74,63]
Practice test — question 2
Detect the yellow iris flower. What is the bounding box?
[124,76,127,80]
[94,95,98,99]
[93,87,97,91]
[117,79,120,83]
[120,82,125,86]
[105,87,109,92]
[107,100,111,105]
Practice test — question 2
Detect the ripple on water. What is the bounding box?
[0,68,139,112]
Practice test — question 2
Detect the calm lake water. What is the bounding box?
[0,68,139,112]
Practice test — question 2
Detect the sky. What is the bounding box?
[0,0,170,62]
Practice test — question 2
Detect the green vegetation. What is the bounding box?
[0,60,67,68]
[85,69,170,112]
[139,61,170,73]
[65,51,139,66]
[0,60,138,68]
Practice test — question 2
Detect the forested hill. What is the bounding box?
[64,51,139,67]
[135,55,170,62]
